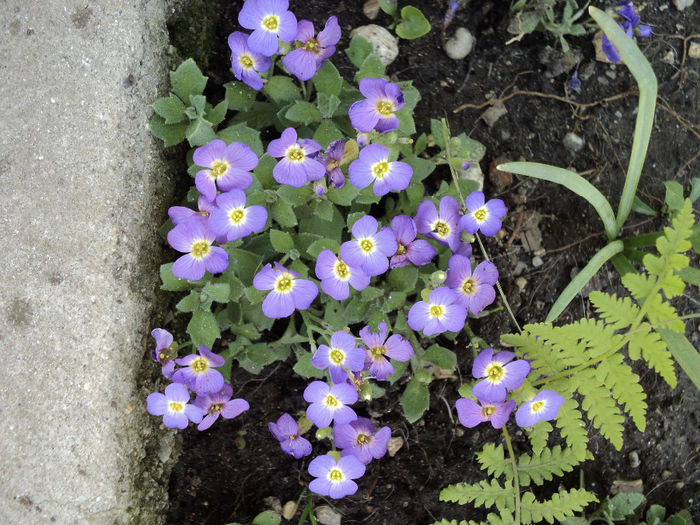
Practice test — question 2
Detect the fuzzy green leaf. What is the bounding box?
[225,81,258,111]
[401,376,430,423]
[396,5,431,40]
[263,76,300,104]
[355,53,385,82]
[217,122,264,156]
[160,262,195,291]
[527,420,553,456]
[187,309,220,348]
[149,114,187,147]
[285,100,321,125]
[475,443,507,479]
[153,95,187,124]
[520,488,598,524]
[423,345,457,370]
[269,229,295,253]
[345,35,374,68]
[170,58,207,103]
[312,60,343,96]
[205,100,228,127]
[439,479,513,510]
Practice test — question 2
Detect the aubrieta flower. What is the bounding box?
[308,454,366,499]
[340,215,397,277]
[453,240,473,258]
[415,196,462,251]
[407,287,467,336]
[389,215,436,269]
[209,189,268,242]
[311,330,365,384]
[267,127,325,187]
[455,397,516,429]
[319,139,346,189]
[151,328,176,378]
[445,255,498,315]
[348,144,413,196]
[228,31,272,91]
[472,348,530,403]
[315,249,369,300]
[147,383,204,430]
[172,346,226,394]
[167,216,229,281]
[238,0,298,57]
[515,390,565,427]
[193,139,258,202]
[193,383,250,431]
[459,191,507,237]
[168,196,216,226]
[334,417,391,464]
[268,412,312,458]
[253,262,319,319]
[349,77,405,133]
[359,321,413,381]
[282,16,341,81]
[303,380,358,428]
[602,1,651,64]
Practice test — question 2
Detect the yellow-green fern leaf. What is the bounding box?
[554,397,588,461]
[527,420,553,456]
[476,442,508,479]
[520,489,598,524]
[502,328,567,376]
[516,445,584,487]
[439,479,513,511]
[622,272,655,301]
[628,323,676,387]
[589,291,639,330]
[597,353,647,431]
[656,199,694,261]
[527,323,588,367]
[577,368,625,449]
[644,293,684,333]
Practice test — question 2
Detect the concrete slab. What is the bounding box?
[0,1,178,523]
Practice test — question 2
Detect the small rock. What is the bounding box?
[316,505,342,525]
[579,61,596,81]
[597,75,610,85]
[593,31,613,63]
[689,42,700,59]
[610,479,643,494]
[263,496,282,514]
[629,450,641,468]
[662,50,676,64]
[481,101,507,127]
[282,501,297,520]
[532,256,543,268]
[363,0,380,19]
[444,27,475,60]
[387,436,404,457]
[515,276,527,291]
[455,427,464,437]
[673,0,694,10]
[605,69,617,80]
[513,261,528,276]
[563,132,585,152]
[350,25,399,65]
[662,470,673,480]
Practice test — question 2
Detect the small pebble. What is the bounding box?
[444,27,475,60]
[629,450,641,468]
[515,277,527,291]
[662,470,673,480]
[482,101,507,127]
[282,501,297,520]
[363,0,380,19]
[673,0,694,10]
[563,132,585,152]
[532,256,544,268]
[605,69,616,80]
[689,42,700,59]
[350,25,399,65]
[316,505,342,525]
[387,436,404,457]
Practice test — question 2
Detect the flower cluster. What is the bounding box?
[602,1,651,64]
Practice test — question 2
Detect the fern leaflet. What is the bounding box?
[596,352,647,430]
[577,368,625,449]
[520,489,598,524]
[554,397,589,461]
[527,420,552,456]
[589,291,639,330]
[628,322,676,387]
[439,479,513,511]
[476,442,508,479]
[516,445,583,486]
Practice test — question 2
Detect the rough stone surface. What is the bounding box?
[350,24,399,65]
[0,1,177,523]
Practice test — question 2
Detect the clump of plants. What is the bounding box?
[146,1,698,523]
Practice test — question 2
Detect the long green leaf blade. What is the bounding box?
[658,328,700,391]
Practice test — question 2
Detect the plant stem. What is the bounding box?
[502,426,521,524]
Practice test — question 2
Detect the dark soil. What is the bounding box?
[164,1,700,523]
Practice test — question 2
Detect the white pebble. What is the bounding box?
[444,27,475,60]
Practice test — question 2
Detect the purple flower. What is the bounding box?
[267,128,325,187]
[303,381,358,428]
[515,390,565,427]
[193,383,250,431]
[445,255,498,315]
[453,241,473,258]
[209,189,268,242]
[311,330,365,383]
[415,196,462,251]
[455,397,516,429]
[340,216,397,277]
[151,328,176,378]
[389,215,436,269]
[348,144,413,196]
[268,412,312,458]
[238,0,298,57]
[334,417,391,464]
[407,287,467,336]
[472,348,530,403]
[459,191,507,237]
[172,346,226,394]
[193,139,258,202]
[443,0,459,29]
[228,31,272,91]
[568,70,581,93]
[308,454,366,499]
[282,16,341,81]
[319,139,346,189]
[315,249,370,300]
[348,78,405,133]
[253,262,318,318]
[167,216,229,281]
[359,321,413,381]
[602,1,651,63]
[168,196,217,226]
[147,383,204,430]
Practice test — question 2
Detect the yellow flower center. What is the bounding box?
[210,160,229,179]
[329,349,344,365]
[303,38,320,53]
[275,274,294,293]
[355,433,371,446]
[229,208,245,224]
[434,220,450,238]
[370,345,387,359]
[324,394,339,408]
[474,208,488,222]
[375,99,393,116]
[286,146,305,162]
[191,240,211,259]
[481,405,496,418]
[359,238,375,253]
[262,14,279,31]
[209,403,224,415]
[191,357,209,374]
[334,261,350,280]
[372,161,390,179]
[531,400,546,413]
[396,244,407,255]
[485,362,505,382]
[328,468,343,481]
[239,54,254,70]
[168,401,184,413]
[429,305,444,318]
[462,278,477,295]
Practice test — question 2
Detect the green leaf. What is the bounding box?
[226,248,263,284]
[170,58,208,103]
[230,101,277,130]
[677,266,700,287]
[307,238,340,258]
[605,493,643,520]
[285,100,322,125]
[203,282,231,303]
[355,53,386,82]
[217,122,264,156]
[316,93,341,118]
[293,352,325,378]
[149,114,187,147]
[423,345,457,370]
[160,263,193,291]
[664,180,685,210]
[361,286,384,301]
[269,229,295,252]
[690,177,700,203]
[389,265,418,291]
[440,479,513,509]
[176,291,200,313]
[313,119,344,148]
[520,489,598,524]
[344,296,369,323]
[312,60,343,96]
[185,117,217,147]
[316,200,336,222]
[631,196,657,216]
[327,181,360,206]
[401,377,430,423]
[187,309,220,348]
[271,199,297,228]
[205,100,228,127]
[225,81,257,111]
[384,290,406,311]
[153,95,186,124]
[396,6,431,40]
[345,35,374,68]
[402,155,435,183]
[252,510,281,525]
[278,184,313,206]
[263,76,300,104]
[378,0,398,16]
[659,328,700,391]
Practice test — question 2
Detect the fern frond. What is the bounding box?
[568,318,626,359]
[577,368,625,449]
[516,445,583,487]
[597,353,647,431]
[628,322,677,387]
[520,489,598,524]
[643,293,685,333]
[439,479,513,511]
[622,272,655,301]
[554,397,589,461]
[589,291,639,330]
[656,199,694,263]
[476,442,508,479]
[429,520,476,525]
[643,253,687,298]
[527,420,552,456]
[502,329,567,376]
[527,323,589,367]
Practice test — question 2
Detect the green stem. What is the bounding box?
[502,427,521,524]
